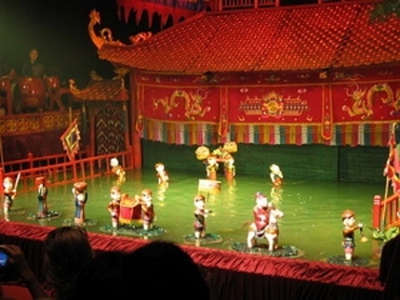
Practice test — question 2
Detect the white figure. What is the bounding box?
[270,164,283,188]
[265,205,284,251]
[155,162,169,186]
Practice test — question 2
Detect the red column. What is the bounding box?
[372,195,382,229]
[130,73,142,169]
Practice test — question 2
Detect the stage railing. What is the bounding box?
[2,150,89,173]
[372,193,400,229]
[0,148,133,192]
[209,0,355,11]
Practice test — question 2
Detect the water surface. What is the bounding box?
[10,169,384,264]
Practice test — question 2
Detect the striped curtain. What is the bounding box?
[141,119,393,147]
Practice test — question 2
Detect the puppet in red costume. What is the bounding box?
[107,186,121,230]
[247,192,270,248]
[138,188,155,230]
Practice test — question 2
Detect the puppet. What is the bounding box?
[247,192,270,249]
[107,186,121,230]
[155,162,169,186]
[341,209,367,260]
[264,204,284,251]
[36,176,48,218]
[223,153,236,181]
[3,175,18,222]
[193,194,211,245]
[110,157,126,186]
[72,182,88,226]
[195,142,238,180]
[205,155,219,180]
[136,188,155,230]
[270,164,283,188]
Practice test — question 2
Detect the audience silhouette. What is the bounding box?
[0,244,49,300]
[42,226,94,300]
[64,240,211,300]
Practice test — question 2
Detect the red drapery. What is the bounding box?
[0,221,384,300]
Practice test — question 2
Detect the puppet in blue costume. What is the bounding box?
[73,182,88,226]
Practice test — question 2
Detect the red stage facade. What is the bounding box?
[134,67,400,147]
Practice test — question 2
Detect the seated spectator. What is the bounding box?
[0,244,49,300]
[61,250,128,300]
[379,233,400,300]
[65,240,211,300]
[42,226,94,300]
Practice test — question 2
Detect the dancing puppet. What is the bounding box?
[72,182,88,226]
[193,194,212,245]
[36,176,48,218]
[247,192,270,249]
[205,155,219,180]
[212,142,238,181]
[270,164,283,188]
[33,176,59,220]
[136,188,155,231]
[265,204,284,251]
[223,153,236,181]
[110,157,126,186]
[341,209,368,261]
[107,186,121,230]
[195,142,238,181]
[3,174,19,222]
[155,162,169,186]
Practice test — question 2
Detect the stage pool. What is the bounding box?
[8,169,385,265]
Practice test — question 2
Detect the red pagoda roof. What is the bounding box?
[97,1,400,73]
[70,78,129,102]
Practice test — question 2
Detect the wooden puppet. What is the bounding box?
[341,209,367,260]
[135,188,155,231]
[110,157,126,186]
[193,194,211,244]
[269,164,283,188]
[264,204,284,251]
[36,176,48,218]
[247,192,269,249]
[72,182,88,226]
[205,155,219,180]
[155,162,169,186]
[107,186,122,230]
[3,176,17,222]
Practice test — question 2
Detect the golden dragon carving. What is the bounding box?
[342,83,398,119]
[153,89,211,120]
[88,10,151,49]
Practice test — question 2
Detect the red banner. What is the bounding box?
[136,72,400,146]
